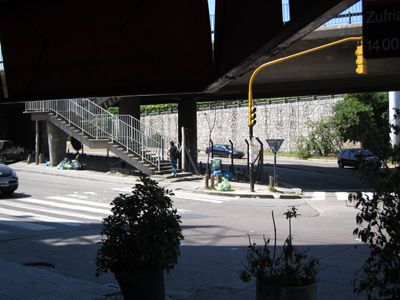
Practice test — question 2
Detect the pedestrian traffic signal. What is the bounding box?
[248,106,256,126]
[355,44,367,74]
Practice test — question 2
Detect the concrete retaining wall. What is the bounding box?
[142,98,343,153]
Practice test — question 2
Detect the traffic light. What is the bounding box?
[248,106,256,126]
[355,44,367,74]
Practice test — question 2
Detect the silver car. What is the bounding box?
[0,140,24,164]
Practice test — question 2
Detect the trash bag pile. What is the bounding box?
[217,180,231,191]
[56,158,83,170]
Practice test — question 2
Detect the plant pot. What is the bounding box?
[256,281,317,300]
[114,268,165,300]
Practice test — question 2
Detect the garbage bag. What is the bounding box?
[217,181,231,191]
[212,170,222,176]
[64,161,74,169]
[222,171,233,180]
[71,159,83,170]
[56,162,66,169]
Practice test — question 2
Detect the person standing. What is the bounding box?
[167,141,179,176]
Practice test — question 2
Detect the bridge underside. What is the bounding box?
[0,0,361,103]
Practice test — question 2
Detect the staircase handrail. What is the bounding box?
[25,99,169,171]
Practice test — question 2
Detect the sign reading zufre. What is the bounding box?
[362,0,400,59]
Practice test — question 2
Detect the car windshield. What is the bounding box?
[360,150,373,157]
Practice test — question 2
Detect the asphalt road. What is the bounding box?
[0,160,370,300]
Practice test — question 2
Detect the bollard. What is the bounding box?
[235,171,240,182]
[27,154,31,164]
[210,175,215,189]
[217,174,222,185]
[205,174,209,189]
[275,175,279,187]
[269,175,274,187]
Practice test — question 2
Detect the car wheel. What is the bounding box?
[19,153,24,161]
[338,161,344,169]
[1,155,7,164]
[227,153,232,158]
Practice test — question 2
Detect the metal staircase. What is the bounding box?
[25,99,174,176]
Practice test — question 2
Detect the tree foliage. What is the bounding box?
[331,92,389,156]
[349,102,400,299]
[296,118,339,158]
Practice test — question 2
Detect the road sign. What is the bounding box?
[362,0,400,59]
[266,139,284,155]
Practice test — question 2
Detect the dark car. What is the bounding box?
[205,144,245,158]
[0,140,25,164]
[337,148,381,169]
[0,163,19,195]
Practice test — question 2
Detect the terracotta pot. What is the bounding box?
[256,281,317,300]
[114,268,165,300]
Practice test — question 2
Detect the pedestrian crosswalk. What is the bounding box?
[306,191,374,201]
[0,193,112,233]
[0,189,377,233]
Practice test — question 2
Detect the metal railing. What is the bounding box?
[25,99,171,171]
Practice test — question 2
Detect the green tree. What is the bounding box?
[296,117,339,158]
[331,92,389,158]
[350,109,400,299]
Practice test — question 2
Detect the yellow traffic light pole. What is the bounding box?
[248,36,364,192]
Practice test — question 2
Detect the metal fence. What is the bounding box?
[25,99,173,171]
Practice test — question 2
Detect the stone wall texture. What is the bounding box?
[142,98,343,153]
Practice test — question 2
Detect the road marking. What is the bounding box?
[172,191,236,204]
[335,192,349,201]
[0,207,87,227]
[0,199,106,222]
[311,192,326,201]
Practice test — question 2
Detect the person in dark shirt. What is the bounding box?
[167,141,179,176]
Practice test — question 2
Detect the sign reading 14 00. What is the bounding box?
[362,0,400,59]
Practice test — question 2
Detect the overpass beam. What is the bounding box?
[119,96,140,120]
[178,99,197,172]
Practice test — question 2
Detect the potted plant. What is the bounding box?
[95,177,184,300]
[239,207,319,300]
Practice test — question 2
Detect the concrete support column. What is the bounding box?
[119,96,141,120]
[47,122,67,167]
[178,99,197,172]
[389,91,400,147]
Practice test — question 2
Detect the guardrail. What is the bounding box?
[25,99,173,171]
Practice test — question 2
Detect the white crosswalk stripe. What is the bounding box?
[0,193,112,232]
[110,188,236,204]
[307,191,375,201]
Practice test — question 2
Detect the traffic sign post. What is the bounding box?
[266,139,284,186]
[363,0,400,59]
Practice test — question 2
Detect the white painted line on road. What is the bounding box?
[335,192,349,201]
[173,192,225,204]
[0,199,105,222]
[311,192,326,201]
[41,197,111,214]
[46,196,111,209]
[0,207,86,227]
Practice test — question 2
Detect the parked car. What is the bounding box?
[0,163,19,195]
[205,144,245,158]
[0,140,25,164]
[337,148,381,169]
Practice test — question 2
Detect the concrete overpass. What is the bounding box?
[142,23,400,103]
